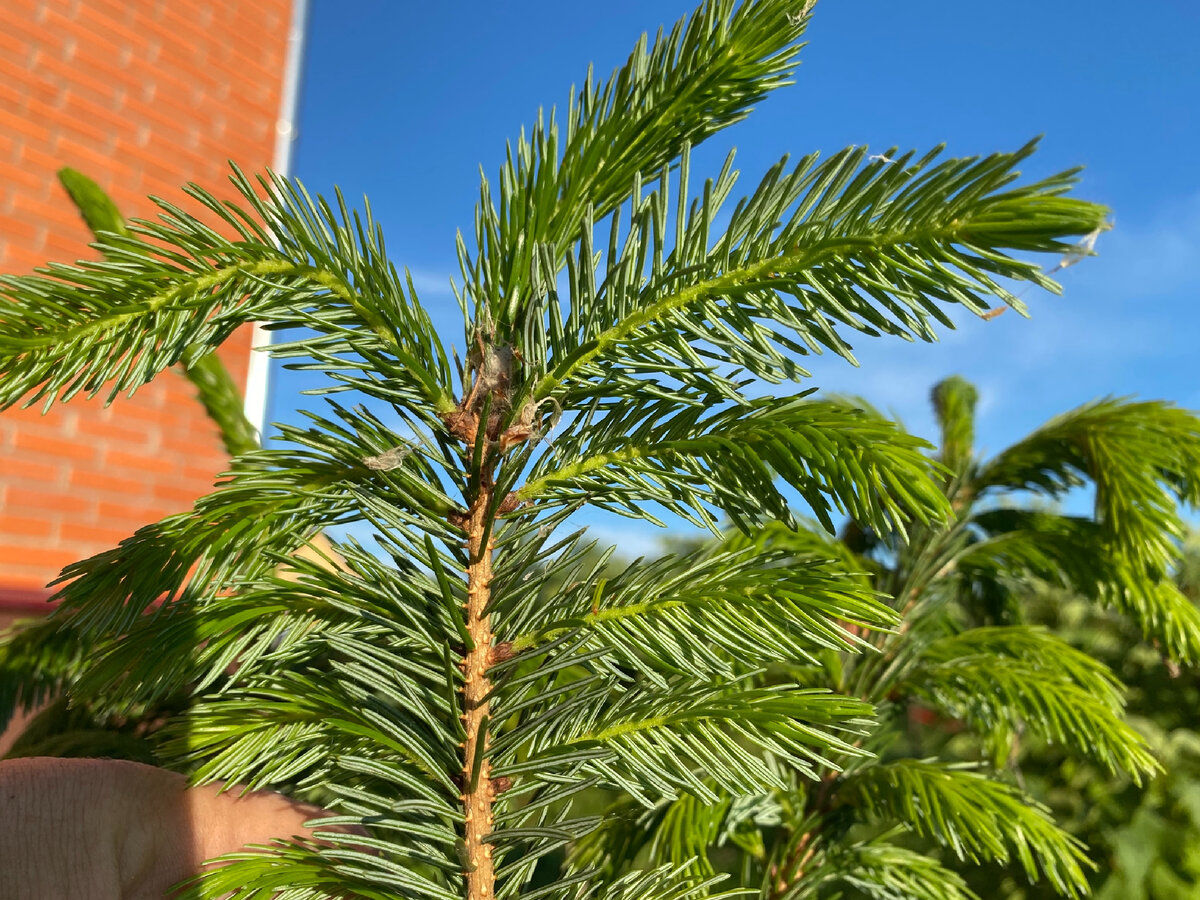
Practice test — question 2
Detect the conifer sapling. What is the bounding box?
[0,2,1118,898]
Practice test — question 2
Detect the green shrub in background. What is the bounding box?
[589,377,1198,898]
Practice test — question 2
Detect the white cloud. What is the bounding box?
[800,190,1200,453]
[1080,192,1200,299]
[404,266,458,297]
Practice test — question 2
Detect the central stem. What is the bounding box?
[462,483,496,898]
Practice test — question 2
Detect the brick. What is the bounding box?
[164,1,216,31]
[0,77,26,113]
[80,0,138,25]
[102,447,177,474]
[150,481,207,508]
[13,429,98,462]
[3,12,67,59]
[226,0,283,43]
[66,59,141,109]
[134,59,193,106]
[59,519,132,546]
[0,216,42,248]
[58,89,142,141]
[96,500,159,530]
[42,229,95,261]
[0,105,52,147]
[0,544,75,571]
[131,14,204,67]
[0,160,49,200]
[73,409,159,444]
[74,3,149,51]
[17,141,71,176]
[0,570,61,594]
[180,465,222,487]
[0,562,63,585]
[221,101,272,139]
[157,392,212,423]
[26,76,64,109]
[118,96,190,146]
[67,468,149,497]
[0,56,36,106]
[0,456,62,483]
[54,134,132,179]
[137,153,197,195]
[12,193,87,233]
[3,485,88,514]
[0,246,51,273]
[0,515,56,540]
[0,28,30,58]
[143,133,212,178]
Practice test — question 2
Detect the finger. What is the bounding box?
[0,757,369,900]
[186,780,371,867]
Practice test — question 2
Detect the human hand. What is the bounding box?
[0,756,360,899]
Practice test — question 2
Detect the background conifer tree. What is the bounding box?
[0,2,1127,897]
[961,541,1200,900]
[576,378,1199,898]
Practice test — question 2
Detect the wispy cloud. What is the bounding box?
[404,266,458,297]
[1077,191,1200,299]
[798,191,1200,453]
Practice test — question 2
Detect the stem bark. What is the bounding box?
[462,486,496,899]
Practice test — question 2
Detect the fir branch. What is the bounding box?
[469,0,816,329]
[846,761,1091,897]
[531,142,1108,406]
[901,628,1158,779]
[785,838,980,900]
[518,398,949,536]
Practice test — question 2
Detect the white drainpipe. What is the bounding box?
[243,0,310,439]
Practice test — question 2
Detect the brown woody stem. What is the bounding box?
[771,830,816,899]
[462,484,496,898]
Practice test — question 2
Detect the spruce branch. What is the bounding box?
[57,166,260,455]
[846,761,1092,897]
[529,141,1107,409]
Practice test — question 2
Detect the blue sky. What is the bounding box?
[278,0,1200,552]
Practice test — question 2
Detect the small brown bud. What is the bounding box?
[491,775,513,795]
[489,641,516,666]
[498,425,534,453]
[441,408,479,445]
[497,492,523,514]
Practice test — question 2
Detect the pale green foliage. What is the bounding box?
[972,536,1200,899]
[518,399,947,534]
[900,628,1156,776]
[581,379,1198,898]
[0,2,1122,898]
[56,166,260,456]
[847,761,1090,891]
[971,400,1200,661]
[790,839,978,900]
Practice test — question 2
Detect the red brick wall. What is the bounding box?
[0,0,295,605]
